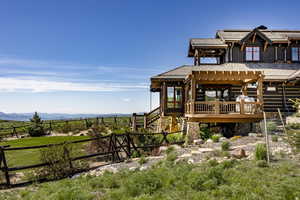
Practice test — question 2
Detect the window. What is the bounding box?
[292,47,300,61]
[246,47,260,61]
[167,86,182,109]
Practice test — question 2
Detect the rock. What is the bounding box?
[256,133,264,137]
[179,153,192,158]
[140,166,148,171]
[206,139,213,143]
[170,144,182,150]
[129,167,137,171]
[248,133,257,137]
[158,146,168,154]
[198,148,214,153]
[188,158,194,164]
[231,148,247,159]
[219,137,227,142]
[193,139,204,145]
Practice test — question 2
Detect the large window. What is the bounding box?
[246,47,260,61]
[167,86,182,109]
[292,47,300,61]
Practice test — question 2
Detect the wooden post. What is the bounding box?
[132,113,137,131]
[63,145,73,171]
[0,147,10,187]
[101,117,105,125]
[162,131,169,144]
[126,132,131,158]
[277,108,287,135]
[85,119,89,129]
[114,116,117,125]
[12,127,17,138]
[191,75,196,114]
[263,112,270,164]
[215,100,220,114]
[143,113,147,129]
[96,117,99,125]
[240,99,245,114]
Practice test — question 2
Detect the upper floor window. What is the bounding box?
[292,47,300,61]
[246,47,260,61]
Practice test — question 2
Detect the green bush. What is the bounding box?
[138,156,148,165]
[266,121,277,132]
[272,135,278,142]
[37,143,87,179]
[211,134,221,143]
[221,141,230,151]
[287,129,300,152]
[286,123,300,130]
[199,124,213,140]
[255,143,267,161]
[256,160,269,168]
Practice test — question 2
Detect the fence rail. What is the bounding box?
[0,130,183,188]
[0,116,132,139]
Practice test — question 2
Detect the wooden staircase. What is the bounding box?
[132,107,160,131]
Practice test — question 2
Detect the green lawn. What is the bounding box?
[0,136,90,167]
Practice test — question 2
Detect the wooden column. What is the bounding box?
[191,75,196,114]
[257,76,264,104]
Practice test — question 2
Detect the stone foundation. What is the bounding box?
[185,122,200,144]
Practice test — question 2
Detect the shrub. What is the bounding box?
[138,156,148,165]
[199,124,213,140]
[211,134,220,143]
[272,135,278,142]
[287,129,300,152]
[256,160,269,168]
[266,121,277,132]
[37,143,87,179]
[166,151,178,163]
[28,112,46,137]
[255,143,267,161]
[221,141,230,151]
[165,146,175,154]
[286,123,300,130]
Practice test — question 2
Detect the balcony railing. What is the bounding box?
[185,101,262,115]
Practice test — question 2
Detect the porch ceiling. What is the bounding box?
[185,70,264,84]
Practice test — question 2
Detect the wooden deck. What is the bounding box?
[185,101,263,123]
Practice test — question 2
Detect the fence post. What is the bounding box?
[162,131,169,144]
[85,119,89,129]
[12,127,18,138]
[114,116,117,125]
[126,132,131,158]
[132,113,137,131]
[263,112,270,164]
[96,117,99,125]
[63,144,73,171]
[49,121,53,134]
[143,113,147,129]
[101,117,105,125]
[0,147,10,187]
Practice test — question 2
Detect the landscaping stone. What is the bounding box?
[193,139,204,145]
[231,148,246,159]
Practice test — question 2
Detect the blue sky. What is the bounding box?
[0,0,300,114]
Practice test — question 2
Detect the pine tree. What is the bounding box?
[28,112,45,137]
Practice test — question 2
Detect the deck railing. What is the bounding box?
[185,101,262,115]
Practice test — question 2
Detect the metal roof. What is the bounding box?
[151,63,300,81]
[190,38,227,48]
[216,30,300,42]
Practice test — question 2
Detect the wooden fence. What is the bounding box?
[0,116,132,139]
[0,131,183,188]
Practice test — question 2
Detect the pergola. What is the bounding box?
[184,70,264,123]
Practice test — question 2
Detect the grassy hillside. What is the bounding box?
[0,159,299,200]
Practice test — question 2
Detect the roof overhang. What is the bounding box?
[239,28,272,45]
[185,70,264,85]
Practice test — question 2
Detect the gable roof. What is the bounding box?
[216,29,300,43]
[239,28,272,44]
[151,63,300,82]
[190,38,227,48]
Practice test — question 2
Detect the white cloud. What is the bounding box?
[122,98,131,102]
[0,77,147,93]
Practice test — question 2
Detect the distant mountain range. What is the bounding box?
[0,112,131,121]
